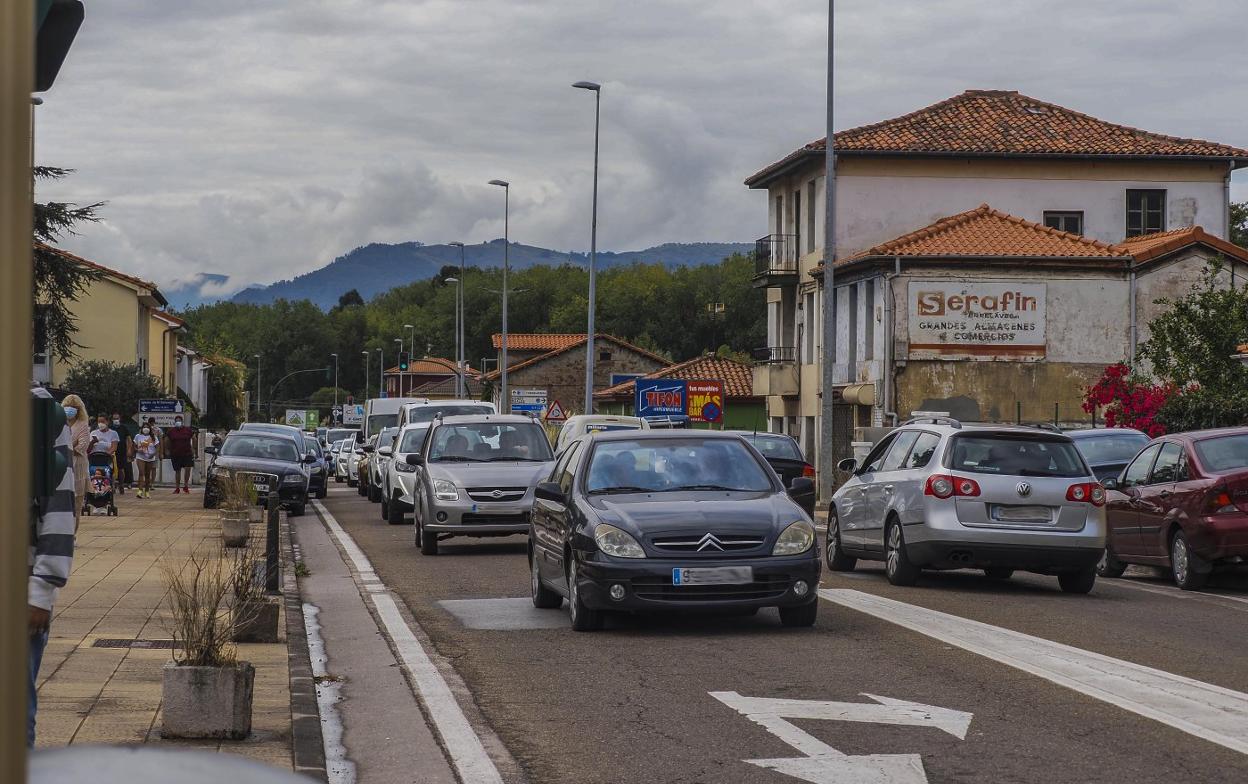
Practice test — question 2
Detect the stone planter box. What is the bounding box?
[220,509,250,547]
[161,661,255,739]
[233,596,280,643]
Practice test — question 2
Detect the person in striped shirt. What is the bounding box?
[29,385,75,748]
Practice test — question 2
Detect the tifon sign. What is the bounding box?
[908,281,1046,360]
[635,379,686,417]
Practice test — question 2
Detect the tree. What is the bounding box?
[1231,201,1248,248]
[34,166,102,360]
[62,361,163,421]
[309,386,352,409]
[200,352,247,431]
[1081,363,1178,437]
[334,289,365,311]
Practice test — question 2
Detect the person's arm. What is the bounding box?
[30,414,75,621]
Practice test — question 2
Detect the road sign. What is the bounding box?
[711,691,972,784]
[139,399,183,414]
[305,410,320,429]
[687,379,724,423]
[284,409,308,428]
[343,404,364,425]
[636,379,686,418]
[511,388,548,414]
[544,400,567,422]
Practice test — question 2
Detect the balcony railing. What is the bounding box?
[753,234,798,277]
[751,346,796,364]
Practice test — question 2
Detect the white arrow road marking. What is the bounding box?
[821,588,1248,756]
[711,691,972,784]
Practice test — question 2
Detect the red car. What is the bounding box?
[1101,427,1248,589]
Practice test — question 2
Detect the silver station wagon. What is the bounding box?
[828,417,1107,593]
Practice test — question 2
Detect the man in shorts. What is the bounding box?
[163,416,196,494]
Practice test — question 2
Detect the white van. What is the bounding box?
[363,397,426,440]
[555,414,649,453]
[397,399,497,429]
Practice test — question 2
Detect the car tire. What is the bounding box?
[419,523,439,556]
[380,496,389,520]
[984,567,1014,580]
[347,478,357,488]
[335,475,343,484]
[567,559,604,632]
[386,496,405,525]
[531,548,562,609]
[778,601,818,628]
[1058,567,1096,594]
[289,503,306,518]
[203,493,217,509]
[369,483,380,503]
[825,511,857,572]
[1170,530,1208,590]
[885,519,920,586]
[1096,545,1128,578]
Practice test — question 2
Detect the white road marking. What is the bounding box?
[312,500,505,784]
[303,603,356,784]
[1107,577,1248,610]
[820,588,1248,756]
[711,691,971,784]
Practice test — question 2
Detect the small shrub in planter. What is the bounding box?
[228,545,280,644]
[161,548,255,739]
[218,471,257,547]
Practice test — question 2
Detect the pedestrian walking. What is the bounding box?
[29,385,75,748]
[60,394,90,529]
[164,416,196,494]
[133,423,159,497]
[110,412,133,494]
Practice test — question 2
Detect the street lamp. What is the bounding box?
[404,323,415,359]
[394,337,404,396]
[489,179,510,412]
[330,353,339,409]
[254,354,262,420]
[376,347,384,398]
[573,80,602,414]
[362,350,370,401]
[446,276,463,397]
[449,241,466,398]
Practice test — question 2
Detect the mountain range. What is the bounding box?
[165,240,753,311]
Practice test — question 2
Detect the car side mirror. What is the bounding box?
[836,458,857,474]
[204,446,218,456]
[405,454,424,466]
[1101,478,1119,490]
[379,446,393,457]
[534,481,565,503]
[787,477,814,496]
[303,454,317,464]
[362,445,375,453]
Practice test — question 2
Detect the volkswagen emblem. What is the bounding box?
[491,489,503,499]
[1016,482,1032,497]
[696,533,725,552]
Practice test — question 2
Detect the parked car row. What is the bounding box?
[203,422,320,516]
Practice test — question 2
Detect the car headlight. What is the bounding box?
[282,474,305,485]
[772,521,815,556]
[594,524,645,559]
[396,461,417,474]
[310,466,323,474]
[210,466,229,478]
[432,478,459,501]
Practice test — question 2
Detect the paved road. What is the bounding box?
[316,485,1248,784]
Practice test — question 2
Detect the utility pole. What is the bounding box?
[818,0,838,504]
[573,81,602,414]
[362,350,370,401]
[489,180,511,411]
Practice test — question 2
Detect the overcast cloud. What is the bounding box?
[34,0,1248,296]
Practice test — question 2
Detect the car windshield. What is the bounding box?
[408,404,494,424]
[1195,434,1248,472]
[307,440,323,457]
[399,426,430,452]
[220,435,299,463]
[327,429,356,445]
[1073,433,1149,464]
[585,438,773,494]
[948,435,1086,478]
[429,422,552,462]
[742,433,803,461]
[378,428,399,446]
[368,414,398,438]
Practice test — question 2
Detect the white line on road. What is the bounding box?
[1106,577,1248,610]
[312,500,505,784]
[820,588,1248,756]
[303,603,356,784]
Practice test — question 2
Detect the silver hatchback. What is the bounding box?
[828,417,1106,593]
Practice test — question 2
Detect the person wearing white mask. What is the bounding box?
[60,394,90,528]
[133,423,159,498]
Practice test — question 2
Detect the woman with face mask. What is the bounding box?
[61,395,90,528]
[133,424,159,498]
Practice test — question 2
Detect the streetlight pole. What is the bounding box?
[818,0,838,504]
[377,347,384,398]
[362,350,370,401]
[488,180,510,412]
[446,276,462,397]
[449,241,466,398]
[573,81,602,415]
[254,354,262,421]
[404,323,415,359]
[394,337,404,396]
[330,353,338,409]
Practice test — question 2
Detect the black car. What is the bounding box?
[732,431,816,517]
[203,430,314,516]
[529,430,820,631]
[240,422,326,498]
[1065,427,1150,483]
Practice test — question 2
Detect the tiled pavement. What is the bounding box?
[35,487,294,771]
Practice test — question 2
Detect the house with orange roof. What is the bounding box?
[382,355,480,398]
[745,89,1248,470]
[593,354,764,430]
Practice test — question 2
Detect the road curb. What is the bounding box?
[283,513,328,781]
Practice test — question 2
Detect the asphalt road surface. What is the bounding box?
[313,485,1248,784]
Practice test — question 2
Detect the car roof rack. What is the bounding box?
[899,415,962,429]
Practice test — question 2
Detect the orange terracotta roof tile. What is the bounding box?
[1116,225,1248,265]
[595,355,756,399]
[384,356,478,376]
[483,334,671,381]
[747,90,1248,186]
[490,333,585,351]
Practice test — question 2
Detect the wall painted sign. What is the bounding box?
[636,379,686,417]
[907,281,1046,360]
[686,380,725,423]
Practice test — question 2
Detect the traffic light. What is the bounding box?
[399,352,410,372]
[31,395,68,498]
[35,0,84,92]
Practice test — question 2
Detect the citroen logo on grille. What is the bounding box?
[1016,482,1032,497]
[696,533,725,552]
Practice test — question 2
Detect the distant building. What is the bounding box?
[383,356,479,398]
[594,354,764,430]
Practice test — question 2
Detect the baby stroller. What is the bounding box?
[84,454,119,517]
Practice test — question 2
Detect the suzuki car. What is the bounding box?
[829,417,1106,593]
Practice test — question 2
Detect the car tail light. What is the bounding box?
[1066,482,1106,507]
[1206,485,1235,515]
[925,474,979,499]
[802,463,816,479]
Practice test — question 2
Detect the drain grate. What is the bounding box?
[92,638,175,649]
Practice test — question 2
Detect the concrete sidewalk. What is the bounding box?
[34,488,301,773]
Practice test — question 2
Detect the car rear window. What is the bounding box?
[947,435,1087,478]
[744,434,803,461]
[1072,433,1149,464]
[1194,434,1248,472]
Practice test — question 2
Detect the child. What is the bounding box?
[90,468,111,494]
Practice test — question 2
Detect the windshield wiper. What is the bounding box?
[588,486,651,494]
[661,484,743,492]
[483,456,546,462]
[432,456,480,463]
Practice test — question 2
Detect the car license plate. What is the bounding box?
[252,478,270,492]
[992,504,1051,523]
[672,566,753,586]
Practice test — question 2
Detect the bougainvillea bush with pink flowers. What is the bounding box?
[1082,363,1179,437]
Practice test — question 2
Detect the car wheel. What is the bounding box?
[369,483,380,503]
[419,523,439,555]
[289,503,305,518]
[1058,567,1096,594]
[1096,545,1128,578]
[1170,530,1208,590]
[567,559,603,631]
[531,548,562,609]
[386,495,405,525]
[825,511,857,572]
[984,567,1014,580]
[778,601,818,628]
[203,493,217,509]
[885,519,920,586]
[348,478,357,488]
[317,485,327,499]
[380,496,389,520]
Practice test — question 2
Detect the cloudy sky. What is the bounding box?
[36,0,1248,296]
